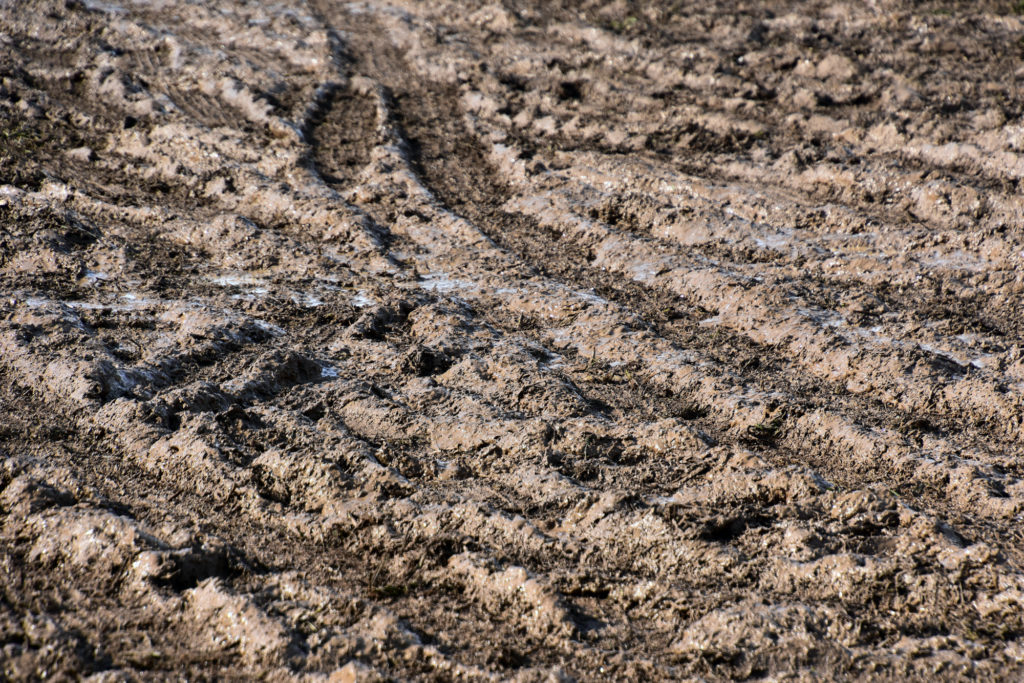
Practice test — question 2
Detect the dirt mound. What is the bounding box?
[4,0,1024,679]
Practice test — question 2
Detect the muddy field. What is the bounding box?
[3,0,1024,679]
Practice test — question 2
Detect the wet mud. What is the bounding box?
[3,0,1024,679]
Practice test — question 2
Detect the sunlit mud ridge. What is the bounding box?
[4,0,1024,679]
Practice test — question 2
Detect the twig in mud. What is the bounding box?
[369,556,388,588]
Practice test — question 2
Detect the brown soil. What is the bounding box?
[4,0,1024,679]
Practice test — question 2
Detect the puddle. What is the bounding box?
[351,291,375,308]
[209,274,268,288]
[83,271,109,285]
[420,272,474,294]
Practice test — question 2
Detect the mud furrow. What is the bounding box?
[5,0,1024,680]
[499,175,1024,454]
[292,22,1024,675]
[343,46,1024,527]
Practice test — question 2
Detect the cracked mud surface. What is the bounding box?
[3,0,1024,679]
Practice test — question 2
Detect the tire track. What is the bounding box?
[5,0,1024,679]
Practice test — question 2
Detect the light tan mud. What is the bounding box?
[3,0,1024,679]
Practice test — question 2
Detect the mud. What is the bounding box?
[3,0,1024,679]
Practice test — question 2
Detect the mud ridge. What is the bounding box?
[4,0,1024,680]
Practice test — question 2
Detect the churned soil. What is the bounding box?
[4,0,1024,679]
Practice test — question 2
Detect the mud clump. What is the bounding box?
[3,0,1024,679]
